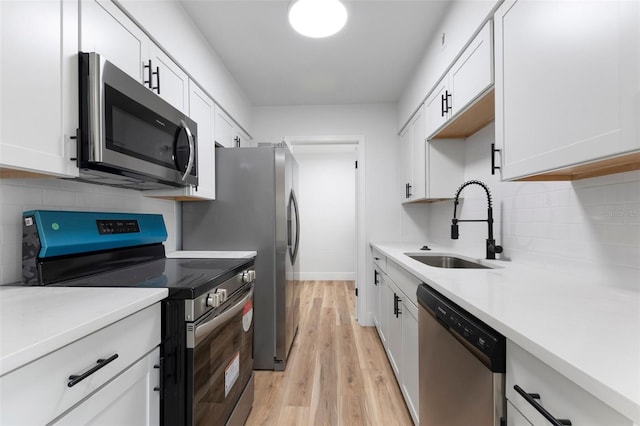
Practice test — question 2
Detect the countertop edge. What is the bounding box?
[370,241,640,424]
[0,288,168,377]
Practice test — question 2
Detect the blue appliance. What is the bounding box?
[22,210,167,285]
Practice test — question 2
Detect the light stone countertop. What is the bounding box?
[371,241,640,424]
[166,250,257,259]
[0,286,167,377]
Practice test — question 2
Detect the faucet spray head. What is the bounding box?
[451,220,459,239]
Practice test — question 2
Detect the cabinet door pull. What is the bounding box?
[441,93,447,117]
[491,143,501,175]
[374,269,379,286]
[407,183,412,198]
[513,385,572,426]
[152,66,160,94]
[393,293,402,318]
[445,90,452,114]
[68,354,119,387]
[144,60,153,89]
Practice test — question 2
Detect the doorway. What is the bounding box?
[285,135,366,323]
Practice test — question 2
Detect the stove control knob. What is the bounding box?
[216,288,227,304]
[206,293,219,308]
[243,270,255,283]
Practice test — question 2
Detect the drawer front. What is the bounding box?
[53,347,160,426]
[0,303,161,425]
[507,400,533,426]
[372,247,387,272]
[386,259,420,307]
[506,341,632,426]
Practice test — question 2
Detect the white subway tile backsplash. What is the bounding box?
[43,189,78,207]
[418,124,640,287]
[574,185,604,207]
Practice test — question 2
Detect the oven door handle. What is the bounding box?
[194,286,254,347]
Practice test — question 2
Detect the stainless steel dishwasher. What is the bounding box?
[417,283,506,426]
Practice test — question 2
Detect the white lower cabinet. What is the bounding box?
[387,278,403,378]
[506,340,633,426]
[507,400,533,426]
[54,347,160,425]
[376,267,390,347]
[0,304,161,425]
[373,254,420,425]
[400,299,419,424]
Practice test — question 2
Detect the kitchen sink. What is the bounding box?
[406,254,492,269]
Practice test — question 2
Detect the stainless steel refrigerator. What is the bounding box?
[182,143,300,370]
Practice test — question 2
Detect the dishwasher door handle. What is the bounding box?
[513,385,572,426]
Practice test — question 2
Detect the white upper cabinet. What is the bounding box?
[448,20,493,119]
[424,81,450,140]
[147,44,189,114]
[494,0,640,181]
[214,104,235,148]
[214,104,251,148]
[400,106,426,202]
[0,0,79,178]
[401,105,464,203]
[235,127,252,148]
[144,80,216,201]
[80,0,147,82]
[80,0,189,113]
[426,21,494,140]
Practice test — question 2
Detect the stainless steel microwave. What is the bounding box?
[77,52,197,190]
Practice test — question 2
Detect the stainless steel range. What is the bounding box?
[21,210,255,426]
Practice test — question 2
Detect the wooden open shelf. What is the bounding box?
[0,167,60,179]
[516,151,640,181]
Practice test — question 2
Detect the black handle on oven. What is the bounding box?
[193,286,254,347]
[68,354,119,387]
[513,385,572,426]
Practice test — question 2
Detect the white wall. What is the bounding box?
[116,0,253,133]
[252,103,402,322]
[293,147,356,280]
[0,179,179,285]
[398,0,499,130]
[414,123,640,286]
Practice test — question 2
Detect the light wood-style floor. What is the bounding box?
[246,280,413,426]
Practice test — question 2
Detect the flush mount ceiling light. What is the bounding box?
[288,0,348,38]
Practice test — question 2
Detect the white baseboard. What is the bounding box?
[298,272,356,281]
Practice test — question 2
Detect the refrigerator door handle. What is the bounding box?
[288,189,300,264]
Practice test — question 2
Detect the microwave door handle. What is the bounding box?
[180,121,195,182]
[193,286,253,347]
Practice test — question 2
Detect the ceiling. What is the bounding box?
[179,0,451,106]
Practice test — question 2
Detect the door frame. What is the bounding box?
[284,135,366,325]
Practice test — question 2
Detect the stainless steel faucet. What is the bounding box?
[451,180,503,260]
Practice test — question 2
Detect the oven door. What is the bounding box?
[186,284,254,426]
[79,52,197,188]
